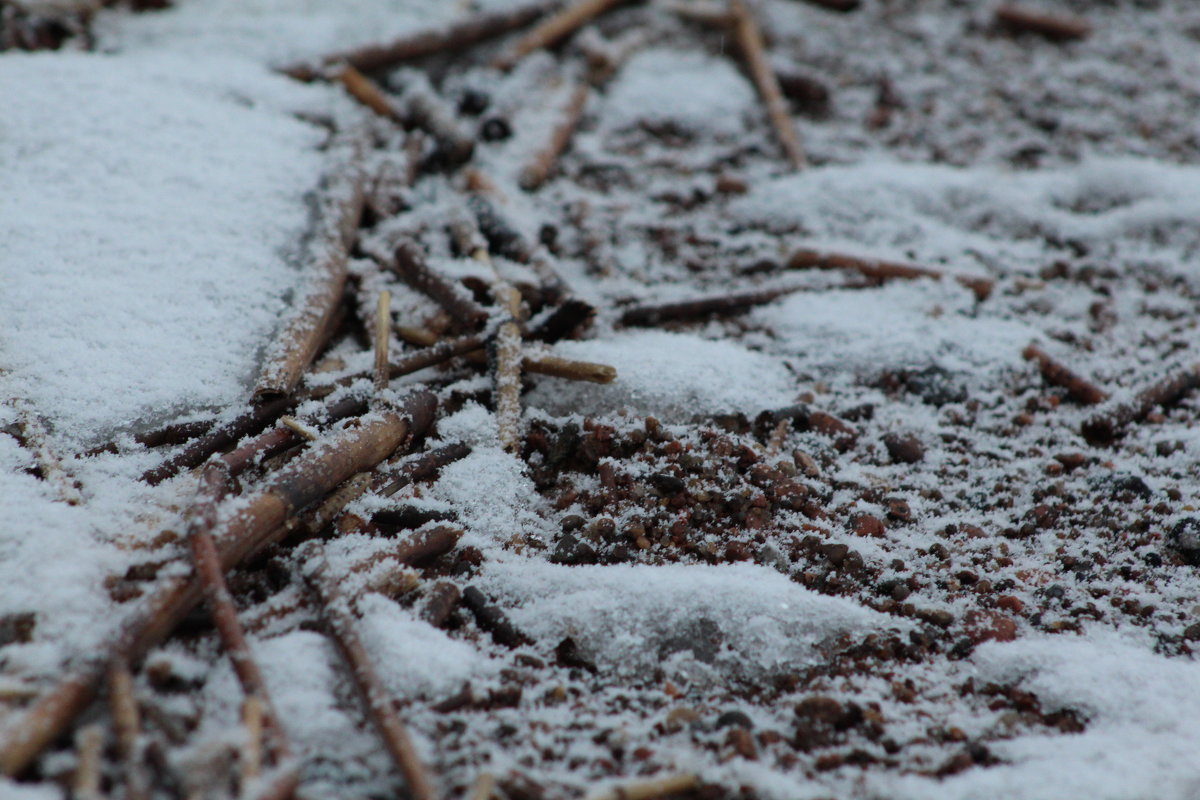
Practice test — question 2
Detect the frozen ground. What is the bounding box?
[3,1,1200,798]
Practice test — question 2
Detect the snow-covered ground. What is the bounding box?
[4,1,1200,798]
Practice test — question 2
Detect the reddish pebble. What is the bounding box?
[964,610,1017,644]
[851,514,886,538]
[996,595,1024,614]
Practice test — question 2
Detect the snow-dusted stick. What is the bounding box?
[1022,344,1107,405]
[618,285,802,327]
[419,582,462,628]
[240,695,264,785]
[280,2,553,80]
[585,774,698,800]
[333,64,407,124]
[384,242,489,328]
[666,0,733,28]
[1082,363,1200,445]
[12,405,82,505]
[518,81,589,191]
[304,545,438,800]
[787,249,994,301]
[0,396,437,778]
[802,0,859,11]
[374,442,472,498]
[527,298,595,343]
[246,767,302,800]
[187,467,292,766]
[994,4,1091,41]
[461,586,531,648]
[374,290,393,393]
[406,88,475,166]
[522,353,616,383]
[352,526,463,575]
[492,0,631,71]
[255,129,368,400]
[728,0,806,170]
[765,418,790,457]
[491,283,525,454]
[108,660,150,800]
[467,772,496,800]
[278,415,318,441]
[72,724,104,800]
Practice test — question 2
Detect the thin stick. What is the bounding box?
[348,526,463,574]
[375,442,472,497]
[419,582,462,628]
[619,285,800,326]
[491,284,525,454]
[493,0,630,71]
[1082,363,1200,445]
[519,81,589,191]
[522,353,615,383]
[305,545,438,800]
[467,772,495,800]
[72,724,104,800]
[994,4,1091,41]
[384,242,488,328]
[0,394,437,778]
[407,87,475,166]
[333,63,406,123]
[280,2,553,81]
[585,773,699,800]
[240,695,264,788]
[728,0,806,170]
[255,128,368,399]
[278,416,318,441]
[788,248,994,300]
[109,660,149,800]
[374,290,393,393]
[1022,343,1107,405]
[461,586,530,648]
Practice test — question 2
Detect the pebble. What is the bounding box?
[1168,518,1200,565]
[883,433,925,464]
[715,710,754,730]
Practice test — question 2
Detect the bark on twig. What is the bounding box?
[1022,343,1107,405]
[10,403,82,505]
[72,725,104,800]
[383,242,489,329]
[490,283,526,454]
[1081,363,1200,445]
[374,290,393,393]
[333,64,407,123]
[788,249,994,300]
[240,695,264,786]
[280,2,553,80]
[492,0,631,70]
[349,526,463,575]
[464,189,573,307]
[108,660,149,800]
[304,544,438,800]
[994,4,1091,41]
[728,0,806,170]
[375,443,473,498]
[585,774,699,800]
[255,129,369,400]
[461,586,530,648]
[619,286,800,326]
[0,394,437,778]
[407,87,475,166]
[519,81,589,191]
[419,582,462,628]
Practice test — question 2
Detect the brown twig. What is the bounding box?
[467,772,496,800]
[463,187,573,307]
[333,63,407,123]
[1081,363,1200,445]
[801,0,859,11]
[406,86,475,166]
[585,774,699,800]
[522,352,616,383]
[0,394,437,778]
[519,81,590,191]
[994,4,1091,41]
[384,242,489,329]
[728,0,806,170]
[374,290,393,393]
[375,442,473,498]
[108,660,149,800]
[72,724,104,800]
[304,544,438,800]
[419,582,462,628]
[619,285,800,326]
[255,128,368,400]
[461,586,530,648]
[240,695,264,787]
[491,283,525,454]
[280,2,553,80]
[788,248,994,300]
[1022,343,1107,405]
[493,0,630,70]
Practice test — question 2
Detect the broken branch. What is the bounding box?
[1022,343,1107,405]
[523,352,616,383]
[492,0,631,71]
[333,64,406,123]
[728,0,806,170]
[788,248,994,300]
[619,285,800,326]
[384,241,488,328]
[994,4,1091,42]
[519,81,589,191]
[1081,363,1200,445]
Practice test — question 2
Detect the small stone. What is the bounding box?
[550,534,597,566]
[663,706,701,733]
[725,727,758,760]
[1054,452,1087,471]
[883,433,924,464]
[649,473,685,495]
[560,514,585,532]
[886,498,914,524]
[963,610,1017,644]
[996,595,1024,613]
[715,710,754,730]
[479,116,512,141]
[1183,623,1200,642]
[1168,518,1200,565]
[915,608,955,628]
[851,514,886,538]
[819,543,849,567]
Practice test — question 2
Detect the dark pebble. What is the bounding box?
[480,117,512,141]
[1168,518,1200,565]
[551,534,598,566]
[560,514,585,532]
[649,473,685,495]
[458,88,490,116]
[715,710,754,730]
[883,433,925,464]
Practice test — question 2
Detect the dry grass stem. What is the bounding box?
[994,4,1091,41]
[1082,362,1200,445]
[467,772,496,800]
[374,290,393,393]
[522,353,616,384]
[728,0,806,169]
[493,0,630,71]
[619,285,801,326]
[788,248,994,300]
[240,695,264,788]
[333,64,406,122]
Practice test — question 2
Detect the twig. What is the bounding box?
[585,774,699,800]
[519,81,590,191]
[463,186,573,306]
[419,582,462,628]
[522,352,616,383]
[133,419,216,450]
[528,298,595,343]
[383,242,488,328]
[0,394,437,778]
[994,4,1091,41]
[1082,363,1200,445]
[493,0,631,71]
[1022,343,1107,405]
[801,0,859,11]
[72,724,104,800]
[304,544,438,800]
[333,64,406,123]
[280,2,553,80]
[788,248,994,300]
[278,416,318,441]
[240,695,264,788]
[374,290,393,393]
[407,86,475,166]
[490,283,525,454]
[461,586,530,648]
[375,442,473,498]
[109,660,149,800]
[619,285,800,326]
[255,128,368,400]
[666,1,733,28]
[350,526,463,574]
[467,772,496,800]
[728,0,806,170]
